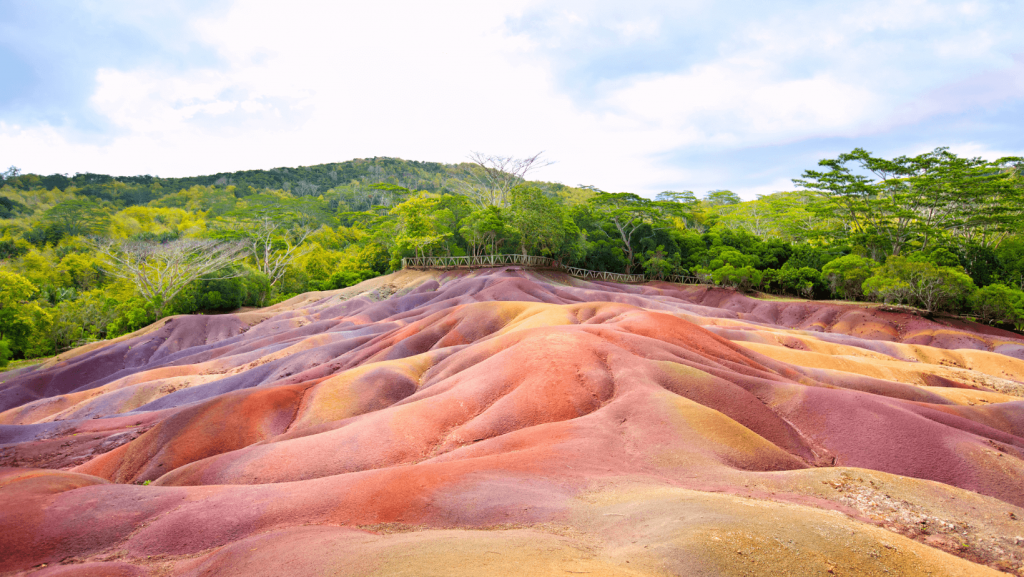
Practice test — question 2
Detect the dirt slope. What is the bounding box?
[1,267,1022,576]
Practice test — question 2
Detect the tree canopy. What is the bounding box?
[0,146,1022,365]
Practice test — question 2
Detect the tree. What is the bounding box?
[996,239,1024,290]
[822,255,876,300]
[1,166,20,185]
[0,270,51,360]
[222,195,327,287]
[777,266,821,298]
[457,152,552,208]
[712,264,762,292]
[42,198,111,237]
[388,194,455,268]
[460,206,512,257]
[863,256,976,314]
[704,190,741,206]
[93,239,247,316]
[588,192,666,273]
[509,185,564,256]
[366,183,412,211]
[796,148,1024,257]
[971,284,1024,325]
[643,245,679,280]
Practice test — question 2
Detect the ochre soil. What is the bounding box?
[1,268,1023,576]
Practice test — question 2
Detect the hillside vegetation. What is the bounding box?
[0,148,1021,365]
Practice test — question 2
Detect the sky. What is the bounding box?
[1,0,1022,199]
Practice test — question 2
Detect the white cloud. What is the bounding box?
[2,0,694,191]
[602,62,883,147]
[610,17,660,42]
[1,0,1022,196]
[942,142,1024,161]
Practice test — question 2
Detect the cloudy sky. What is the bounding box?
[1,0,1022,198]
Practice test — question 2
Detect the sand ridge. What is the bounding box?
[0,267,1022,575]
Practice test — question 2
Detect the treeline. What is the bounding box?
[0,147,1022,367]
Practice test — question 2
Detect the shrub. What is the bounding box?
[0,339,11,368]
[863,256,976,314]
[822,255,876,300]
[712,264,762,292]
[778,266,821,298]
[971,284,1024,325]
[329,269,375,290]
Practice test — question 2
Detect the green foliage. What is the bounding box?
[996,239,1024,290]
[708,247,758,270]
[0,270,53,357]
[705,190,741,206]
[642,246,680,280]
[105,297,157,339]
[0,339,12,368]
[460,206,514,257]
[42,198,112,237]
[170,267,272,313]
[712,264,762,292]
[795,147,1023,257]
[777,266,822,298]
[970,284,1024,325]
[326,269,375,290]
[863,256,976,313]
[509,186,565,257]
[49,290,120,352]
[822,255,876,300]
[0,151,1019,363]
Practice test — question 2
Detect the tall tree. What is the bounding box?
[94,239,247,316]
[796,148,1024,257]
[221,194,328,287]
[457,152,551,208]
[460,206,511,257]
[509,186,564,256]
[389,194,453,263]
[0,270,52,360]
[588,192,666,273]
[42,198,111,237]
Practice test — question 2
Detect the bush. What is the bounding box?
[106,297,156,338]
[863,256,976,313]
[325,269,375,290]
[169,267,271,313]
[0,339,12,368]
[0,270,53,358]
[778,266,821,298]
[971,284,1024,325]
[712,264,762,292]
[49,290,120,352]
[822,254,876,300]
[708,247,758,270]
[643,245,680,280]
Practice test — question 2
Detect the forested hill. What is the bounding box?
[0,148,1022,369]
[0,157,589,210]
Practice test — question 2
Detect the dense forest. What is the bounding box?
[0,147,1022,367]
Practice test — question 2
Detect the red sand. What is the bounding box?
[1,268,1022,576]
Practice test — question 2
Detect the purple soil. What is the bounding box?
[0,268,1022,575]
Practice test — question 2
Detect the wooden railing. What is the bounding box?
[561,265,646,283]
[402,254,704,285]
[666,275,705,285]
[402,254,556,269]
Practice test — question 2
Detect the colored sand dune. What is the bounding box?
[1,268,1023,576]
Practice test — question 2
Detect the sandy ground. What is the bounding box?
[1,267,1022,576]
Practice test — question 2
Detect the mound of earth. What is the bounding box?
[1,267,1023,576]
